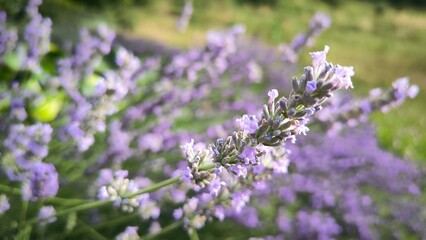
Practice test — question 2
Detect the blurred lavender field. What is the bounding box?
[0,0,425,239]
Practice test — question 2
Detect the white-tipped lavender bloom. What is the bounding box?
[308,46,355,90]
[331,65,355,89]
[115,226,140,240]
[268,89,279,104]
[97,170,139,212]
[38,206,57,226]
[97,170,157,214]
[149,221,161,234]
[0,194,10,214]
[138,194,161,220]
[310,45,329,74]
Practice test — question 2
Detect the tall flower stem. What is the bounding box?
[0,184,87,206]
[189,229,200,240]
[124,176,181,198]
[18,175,184,228]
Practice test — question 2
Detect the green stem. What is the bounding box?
[124,176,181,198]
[142,220,183,240]
[189,229,200,240]
[76,219,108,240]
[20,200,29,223]
[63,213,139,238]
[21,200,113,228]
[0,184,88,206]
[0,184,21,195]
[20,175,184,228]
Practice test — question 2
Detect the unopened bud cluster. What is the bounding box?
[98,170,141,212]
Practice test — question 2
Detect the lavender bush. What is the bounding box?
[0,1,423,239]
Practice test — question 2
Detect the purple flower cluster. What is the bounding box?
[23,162,59,201]
[3,123,53,180]
[241,125,425,239]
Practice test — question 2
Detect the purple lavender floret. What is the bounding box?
[23,162,59,201]
[236,115,259,134]
[208,178,225,197]
[181,167,194,183]
[238,146,258,165]
[305,80,317,93]
[3,123,53,174]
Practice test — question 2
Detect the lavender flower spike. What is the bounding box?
[206,45,355,180]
